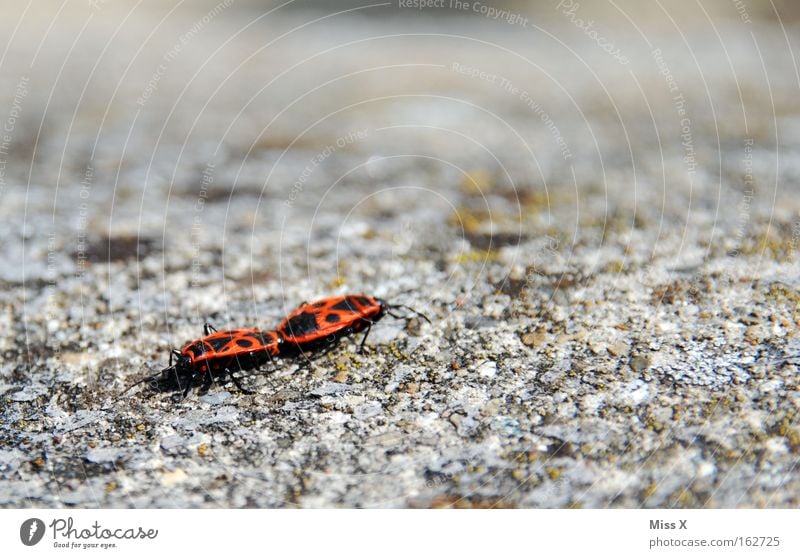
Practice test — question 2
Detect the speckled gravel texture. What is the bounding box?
[2,1,800,508]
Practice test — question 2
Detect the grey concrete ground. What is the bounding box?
[1,1,800,508]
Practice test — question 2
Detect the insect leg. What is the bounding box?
[359,323,373,354]
[294,340,339,370]
[180,372,198,400]
[171,366,185,393]
[263,350,281,374]
[226,369,254,395]
[203,323,217,335]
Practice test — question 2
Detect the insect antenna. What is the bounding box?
[387,304,432,324]
[102,365,170,410]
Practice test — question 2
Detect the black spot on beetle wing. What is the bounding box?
[283,312,320,337]
[355,296,372,308]
[325,313,341,323]
[331,298,360,312]
[207,336,234,351]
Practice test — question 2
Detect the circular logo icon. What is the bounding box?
[20,518,45,546]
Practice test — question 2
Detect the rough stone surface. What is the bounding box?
[1,2,800,508]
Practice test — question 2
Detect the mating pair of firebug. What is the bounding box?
[117,295,430,401]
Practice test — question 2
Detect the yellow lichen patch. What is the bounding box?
[603,260,625,274]
[334,357,348,372]
[197,443,211,457]
[642,482,658,499]
[328,275,346,289]
[359,227,377,240]
[786,430,800,453]
[738,229,796,261]
[521,190,552,214]
[461,169,493,195]
[452,249,501,264]
[448,207,483,235]
[646,418,665,433]
[105,481,118,493]
[758,231,794,260]
[765,283,800,322]
[775,417,793,437]
[671,490,696,508]
[447,206,519,235]
[546,467,562,481]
